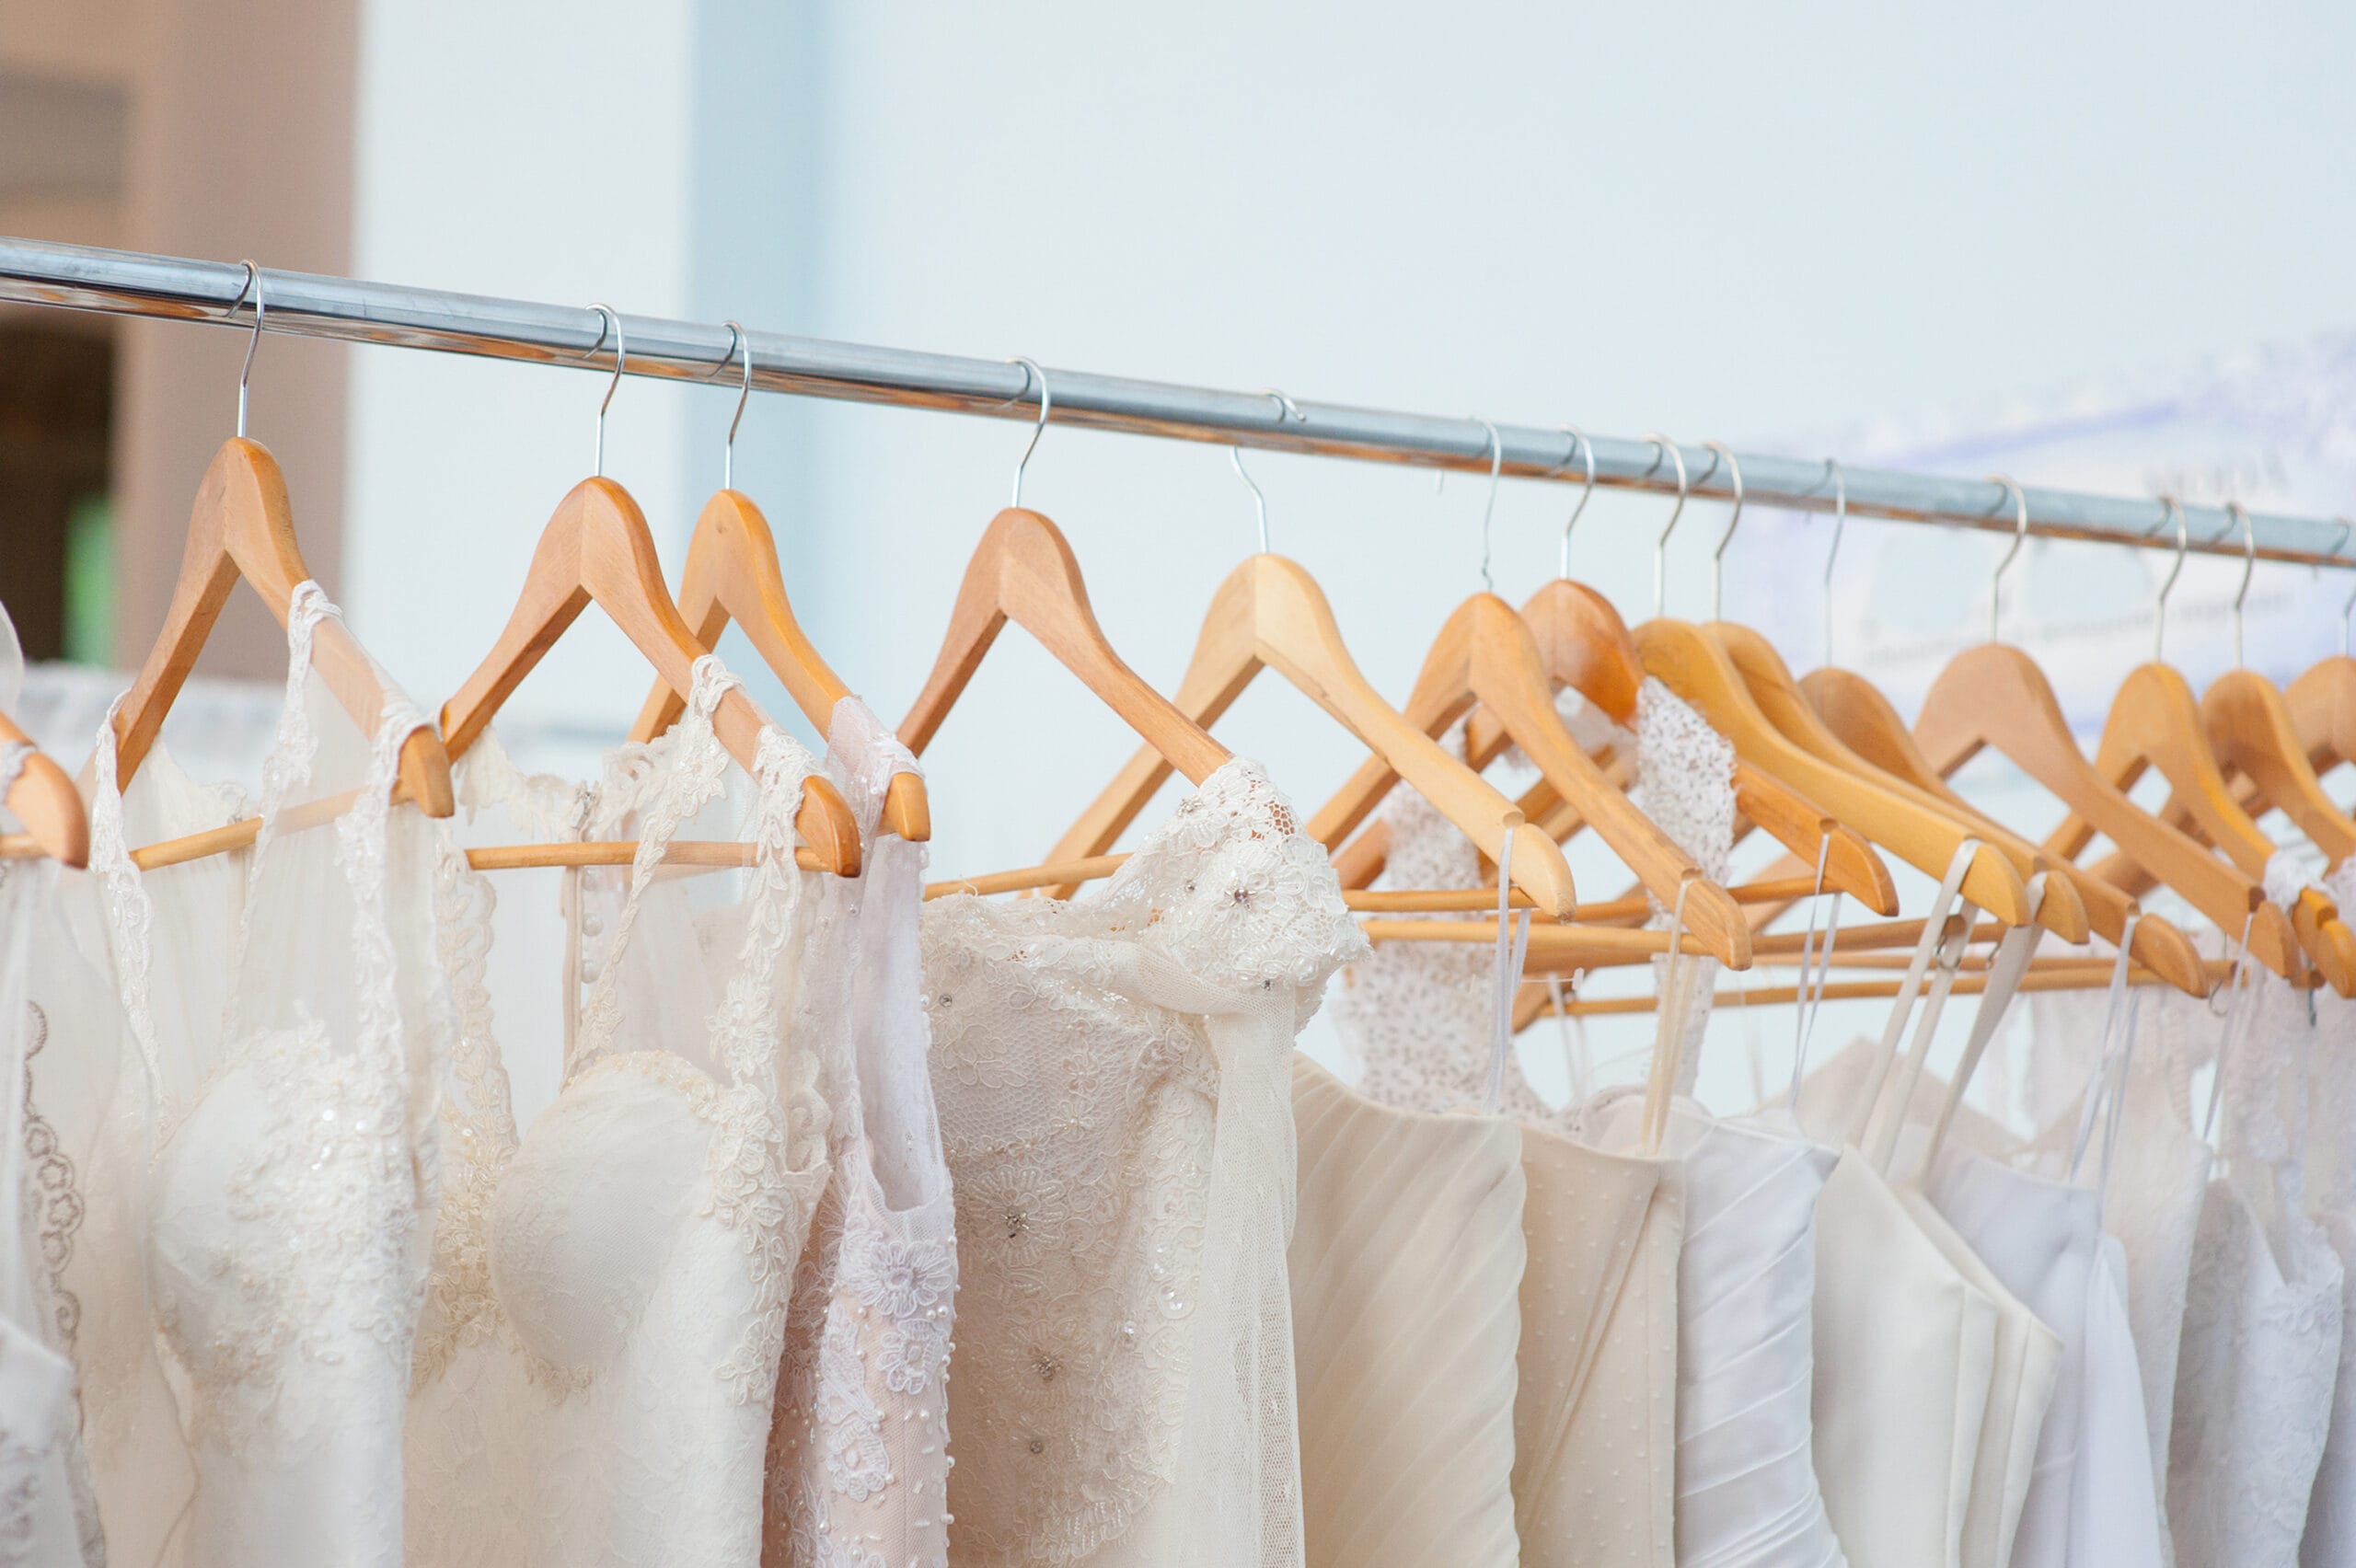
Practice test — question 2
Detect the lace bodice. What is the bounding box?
[2164,875,2345,1568]
[406,658,834,1568]
[70,582,445,1568]
[920,757,1362,1568]
[767,698,961,1568]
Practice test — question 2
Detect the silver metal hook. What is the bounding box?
[1704,440,1743,621]
[1229,388,1301,555]
[1476,419,1503,594]
[715,321,752,490]
[583,303,624,478]
[1005,356,1050,509]
[1820,458,1846,667]
[2333,518,2356,657]
[228,259,263,438]
[1554,424,1596,579]
[1985,475,2028,643]
[1645,433,1689,618]
[2227,502,2257,666]
[2152,497,2189,662]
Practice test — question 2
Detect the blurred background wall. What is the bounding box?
[7,0,2356,1095]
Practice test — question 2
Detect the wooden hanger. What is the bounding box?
[1802,665,2209,995]
[630,490,930,841]
[440,472,859,874]
[2192,511,2356,863]
[1455,577,1895,913]
[629,332,928,842]
[110,267,453,846]
[1308,587,1746,962]
[0,712,87,867]
[2281,651,2356,778]
[1043,424,1576,916]
[2037,502,2350,987]
[108,437,455,846]
[1712,620,2092,942]
[1616,452,2028,924]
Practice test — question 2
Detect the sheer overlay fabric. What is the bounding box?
[2304,858,2356,1568]
[766,698,958,1568]
[405,658,833,1568]
[68,584,445,1568]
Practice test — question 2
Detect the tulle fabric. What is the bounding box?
[405,657,833,1568]
[59,584,445,1568]
[2305,859,2356,1567]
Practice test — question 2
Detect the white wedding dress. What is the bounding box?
[766,698,959,1568]
[2305,858,2356,1567]
[405,658,834,1568]
[0,722,105,1568]
[70,583,445,1568]
[920,757,1364,1568]
[2163,888,2344,1568]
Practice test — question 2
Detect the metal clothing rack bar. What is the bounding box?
[5,236,2350,569]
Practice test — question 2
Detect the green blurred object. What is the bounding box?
[62,493,113,665]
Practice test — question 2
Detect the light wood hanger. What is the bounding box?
[1453,569,1894,913]
[0,711,87,867]
[2193,511,2356,863]
[109,269,453,839]
[898,364,1233,807]
[628,328,929,842]
[1045,418,1577,917]
[1617,438,2027,925]
[1803,665,2209,995]
[1911,482,2302,980]
[440,312,858,876]
[1308,587,1747,963]
[2038,502,2351,989]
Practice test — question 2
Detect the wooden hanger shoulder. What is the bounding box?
[110,437,452,815]
[629,490,929,841]
[2283,655,2356,775]
[0,710,87,867]
[1635,617,2030,924]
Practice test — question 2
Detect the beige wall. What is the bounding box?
[3,0,360,678]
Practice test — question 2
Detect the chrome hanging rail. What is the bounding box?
[5,236,2349,568]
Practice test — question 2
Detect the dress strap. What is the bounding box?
[86,702,165,1115]
[1831,836,1976,1146]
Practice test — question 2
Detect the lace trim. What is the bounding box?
[17,1003,83,1351]
[85,705,165,1120]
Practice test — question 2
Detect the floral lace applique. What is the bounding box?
[16,1003,84,1351]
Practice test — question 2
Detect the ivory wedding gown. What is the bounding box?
[69,584,445,1568]
[766,699,958,1568]
[1324,682,1715,1568]
[1288,1055,1525,1568]
[405,658,834,1568]
[0,724,104,1567]
[920,758,1363,1568]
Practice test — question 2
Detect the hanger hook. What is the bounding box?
[713,320,752,490]
[2337,515,2356,654]
[1475,419,1504,594]
[1820,459,1847,667]
[1703,440,1744,621]
[582,303,624,478]
[1985,474,2028,643]
[1000,357,1052,509]
[227,259,263,439]
[1646,433,1689,618]
[1554,424,1596,579]
[1229,388,1301,556]
[2151,496,2189,662]
[2226,501,2258,666]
